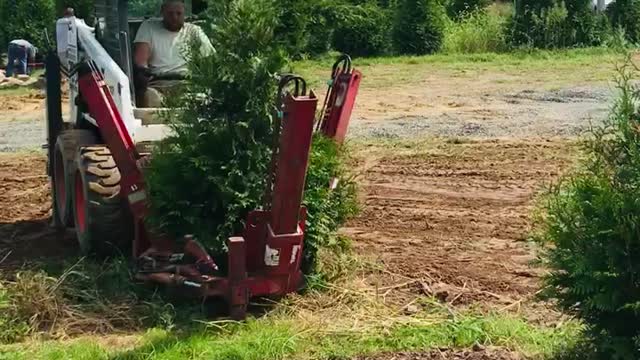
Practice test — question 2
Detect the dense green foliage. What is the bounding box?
[301,135,358,274]
[443,8,508,53]
[129,0,164,17]
[607,0,640,44]
[274,0,311,59]
[446,0,491,18]
[305,0,337,56]
[508,0,608,49]
[145,0,358,273]
[272,0,393,58]
[393,0,446,55]
[536,60,640,359]
[333,3,392,57]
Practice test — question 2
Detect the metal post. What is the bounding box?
[270,93,318,235]
[228,237,248,320]
[45,51,63,176]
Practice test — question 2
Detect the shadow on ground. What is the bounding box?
[0,218,78,271]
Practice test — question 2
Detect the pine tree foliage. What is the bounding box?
[393,0,446,55]
[145,0,283,256]
[536,59,640,359]
[144,0,358,273]
[333,2,392,57]
[273,0,311,59]
[301,135,358,274]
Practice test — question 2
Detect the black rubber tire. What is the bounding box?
[72,145,134,257]
[51,130,98,228]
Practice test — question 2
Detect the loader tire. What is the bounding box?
[72,145,134,257]
[52,130,98,228]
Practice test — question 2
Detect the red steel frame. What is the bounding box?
[78,66,154,257]
[319,62,362,144]
[77,66,319,319]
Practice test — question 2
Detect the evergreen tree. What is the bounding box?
[393,0,446,55]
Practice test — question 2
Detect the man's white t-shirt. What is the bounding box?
[134,20,214,76]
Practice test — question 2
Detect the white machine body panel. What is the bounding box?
[54,16,168,144]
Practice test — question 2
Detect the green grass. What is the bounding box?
[443,2,513,55]
[0,85,39,97]
[0,252,583,359]
[0,313,582,360]
[294,47,631,90]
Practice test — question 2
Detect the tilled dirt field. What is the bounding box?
[344,139,576,326]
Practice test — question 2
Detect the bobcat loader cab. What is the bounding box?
[44,0,208,256]
[53,0,205,146]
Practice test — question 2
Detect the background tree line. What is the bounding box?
[1,0,639,60]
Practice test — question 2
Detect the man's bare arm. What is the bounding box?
[134,43,151,68]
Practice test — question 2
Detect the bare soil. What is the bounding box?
[1,93,45,120]
[0,153,76,269]
[345,139,575,324]
[357,348,521,360]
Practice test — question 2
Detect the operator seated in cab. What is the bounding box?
[133,0,214,107]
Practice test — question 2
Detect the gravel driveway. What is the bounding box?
[0,85,615,152]
[349,85,613,139]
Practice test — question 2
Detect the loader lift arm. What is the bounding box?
[77,63,152,256]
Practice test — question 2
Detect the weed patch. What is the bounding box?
[443,9,509,54]
[0,258,184,344]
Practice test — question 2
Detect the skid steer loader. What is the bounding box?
[44,0,361,319]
